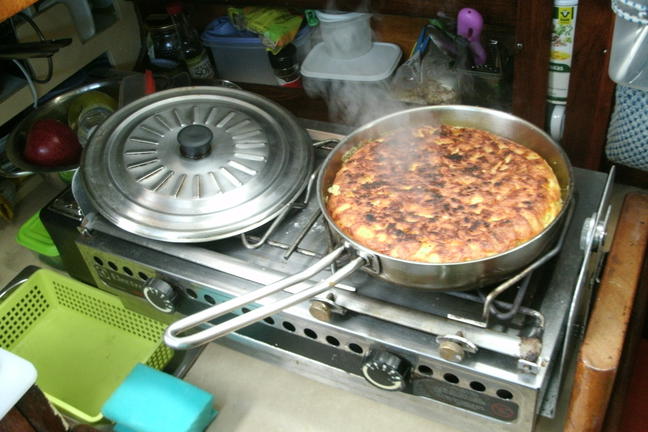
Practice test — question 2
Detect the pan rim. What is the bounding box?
[316,104,575,267]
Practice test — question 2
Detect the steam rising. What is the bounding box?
[306,3,410,127]
[304,79,409,127]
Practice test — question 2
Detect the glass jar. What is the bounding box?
[145,14,182,71]
[268,44,301,87]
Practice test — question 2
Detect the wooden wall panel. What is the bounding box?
[561,0,616,170]
[511,0,552,128]
[189,0,518,26]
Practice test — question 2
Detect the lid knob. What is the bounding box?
[178,125,213,159]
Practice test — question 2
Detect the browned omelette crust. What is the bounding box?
[327,125,562,263]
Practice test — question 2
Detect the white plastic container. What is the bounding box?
[301,42,401,88]
[608,0,648,90]
[315,11,372,59]
[0,348,37,419]
[301,42,402,125]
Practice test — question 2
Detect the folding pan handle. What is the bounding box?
[164,246,366,350]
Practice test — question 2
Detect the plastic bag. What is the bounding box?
[228,7,302,53]
[391,21,466,105]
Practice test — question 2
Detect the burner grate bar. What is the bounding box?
[325,289,542,364]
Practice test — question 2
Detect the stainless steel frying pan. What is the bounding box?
[163,105,574,350]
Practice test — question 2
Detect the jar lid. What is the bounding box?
[80,86,313,242]
[165,1,184,16]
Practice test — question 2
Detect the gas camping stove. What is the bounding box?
[41,120,614,432]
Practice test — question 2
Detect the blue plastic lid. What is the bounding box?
[202,17,262,44]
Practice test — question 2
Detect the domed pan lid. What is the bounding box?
[80,86,313,242]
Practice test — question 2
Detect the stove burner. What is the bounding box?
[41,121,614,432]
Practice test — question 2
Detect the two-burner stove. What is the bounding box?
[41,120,613,432]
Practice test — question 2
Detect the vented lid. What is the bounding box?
[80,86,312,242]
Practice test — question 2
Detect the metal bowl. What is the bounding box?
[6,80,119,174]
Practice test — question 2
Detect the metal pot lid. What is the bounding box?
[81,86,313,242]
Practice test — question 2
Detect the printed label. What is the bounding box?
[186,51,215,80]
[557,6,574,25]
[95,266,144,297]
[276,76,302,88]
[548,4,577,103]
[412,378,519,422]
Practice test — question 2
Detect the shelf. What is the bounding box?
[0,0,141,127]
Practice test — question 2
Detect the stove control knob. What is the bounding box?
[143,279,177,313]
[361,351,410,391]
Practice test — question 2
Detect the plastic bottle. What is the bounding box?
[268,44,301,87]
[165,2,216,80]
[547,0,579,104]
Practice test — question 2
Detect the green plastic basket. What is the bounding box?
[0,269,174,423]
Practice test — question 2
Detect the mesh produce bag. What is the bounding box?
[606,85,648,171]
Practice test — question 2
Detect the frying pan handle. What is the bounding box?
[163,247,365,350]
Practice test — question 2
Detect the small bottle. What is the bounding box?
[165,2,216,80]
[268,44,301,88]
[145,14,182,72]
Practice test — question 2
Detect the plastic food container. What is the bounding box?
[202,17,312,85]
[16,211,63,270]
[301,41,401,90]
[0,269,175,423]
[315,11,372,59]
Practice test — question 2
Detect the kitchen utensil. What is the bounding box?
[0,38,71,59]
[472,39,501,73]
[79,86,313,242]
[37,0,95,41]
[457,40,505,108]
[320,105,572,289]
[162,105,574,350]
[0,267,175,423]
[6,80,119,173]
[457,8,486,66]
